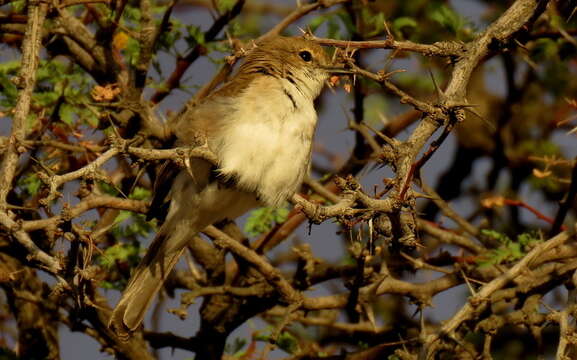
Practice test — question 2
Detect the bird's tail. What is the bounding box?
[109,224,193,339]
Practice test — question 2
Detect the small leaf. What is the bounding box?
[185,24,205,47]
[98,243,139,268]
[393,17,418,37]
[216,0,236,12]
[244,206,290,236]
[309,15,328,32]
[366,12,385,37]
[480,229,510,244]
[98,181,120,196]
[18,173,42,195]
[276,331,299,354]
[59,103,76,125]
[518,232,540,247]
[327,17,342,40]
[122,5,141,22]
[129,186,151,201]
[477,230,542,267]
[10,0,25,13]
[429,4,465,36]
[272,207,289,224]
[530,38,559,61]
[125,37,142,66]
[156,19,183,50]
[113,210,132,225]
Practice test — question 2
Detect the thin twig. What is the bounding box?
[311,35,465,57]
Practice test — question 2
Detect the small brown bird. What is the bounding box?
[109,36,345,337]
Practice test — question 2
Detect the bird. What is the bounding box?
[109,35,345,338]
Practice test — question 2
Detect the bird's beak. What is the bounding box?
[322,66,354,75]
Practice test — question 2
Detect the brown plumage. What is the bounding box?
[109,36,335,338]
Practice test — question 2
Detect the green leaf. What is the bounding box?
[98,243,140,269]
[59,103,76,125]
[0,61,20,107]
[185,24,205,48]
[357,7,387,37]
[107,188,155,240]
[129,186,151,201]
[480,229,510,244]
[125,37,142,66]
[111,212,155,239]
[122,5,141,22]
[17,173,42,196]
[327,16,342,40]
[531,38,559,62]
[272,207,290,223]
[429,4,465,36]
[508,242,522,259]
[100,281,116,290]
[0,60,21,74]
[0,78,18,107]
[366,11,385,37]
[10,0,25,13]
[518,232,540,246]
[114,210,133,225]
[276,331,299,354]
[244,206,290,236]
[309,15,328,33]
[216,0,236,12]
[549,14,563,30]
[393,17,418,37]
[517,139,560,157]
[98,181,120,196]
[33,91,59,107]
[477,230,543,267]
[156,18,183,51]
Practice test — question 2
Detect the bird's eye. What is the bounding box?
[299,50,312,62]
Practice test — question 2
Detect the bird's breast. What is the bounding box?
[216,76,318,207]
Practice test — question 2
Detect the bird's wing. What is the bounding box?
[146,82,248,222]
[146,160,179,222]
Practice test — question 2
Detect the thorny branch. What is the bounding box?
[0,0,58,272]
[38,139,218,204]
[0,0,48,208]
[424,230,571,357]
[311,35,466,58]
